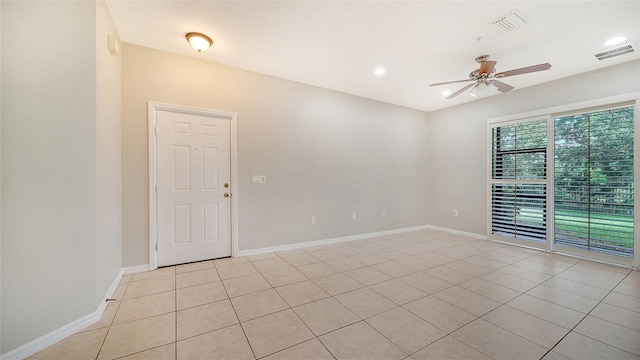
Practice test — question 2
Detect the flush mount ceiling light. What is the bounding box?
[186,32,213,53]
[374,67,386,76]
[604,36,627,46]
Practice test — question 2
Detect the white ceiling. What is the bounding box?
[106,1,640,112]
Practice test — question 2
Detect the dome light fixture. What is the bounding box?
[186,32,213,53]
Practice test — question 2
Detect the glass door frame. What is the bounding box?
[487,96,640,268]
[549,101,639,268]
[487,115,552,252]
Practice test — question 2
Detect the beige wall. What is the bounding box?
[122,44,430,266]
[427,60,640,235]
[95,0,122,308]
[3,5,637,352]
[1,1,96,352]
[1,1,122,354]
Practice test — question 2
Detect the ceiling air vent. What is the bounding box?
[594,43,637,61]
[489,10,529,33]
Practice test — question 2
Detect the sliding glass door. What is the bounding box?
[554,106,634,258]
[489,102,637,265]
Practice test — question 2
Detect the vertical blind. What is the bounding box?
[554,106,634,257]
[491,120,547,243]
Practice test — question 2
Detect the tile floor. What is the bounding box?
[28,230,640,360]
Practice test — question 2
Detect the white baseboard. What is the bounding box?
[1,224,484,359]
[122,264,151,274]
[426,225,487,240]
[1,268,125,360]
[236,225,430,257]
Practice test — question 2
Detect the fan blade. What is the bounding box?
[446,83,476,99]
[479,60,497,75]
[495,63,551,78]
[429,79,474,87]
[492,80,514,93]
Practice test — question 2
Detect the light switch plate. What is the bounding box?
[252,175,267,184]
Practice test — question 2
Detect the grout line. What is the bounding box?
[36,232,638,360]
[94,275,134,360]
[222,271,258,359]
[540,268,634,359]
[460,260,590,353]
[109,343,172,359]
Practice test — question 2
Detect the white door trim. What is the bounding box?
[148,101,239,270]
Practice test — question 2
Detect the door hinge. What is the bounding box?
[155,242,158,251]
[154,126,157,135]
[155,184,158,194]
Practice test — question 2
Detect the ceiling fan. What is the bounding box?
[430,55,551,99]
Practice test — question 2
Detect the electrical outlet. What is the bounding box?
[352,212,357,220]
[453,210,459,217]
[382,210,387,217]
[311,216,316,225]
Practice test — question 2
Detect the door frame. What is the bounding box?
[148,101,239,270]
[486,93,640,268]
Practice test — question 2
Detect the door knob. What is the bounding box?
[224,193,230,198]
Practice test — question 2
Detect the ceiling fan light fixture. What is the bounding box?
[429,55,550,99]
[469,81,490,97]
[441,90,452,97]
[186,32,213,53]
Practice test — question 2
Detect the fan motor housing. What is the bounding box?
[469,68,495,80]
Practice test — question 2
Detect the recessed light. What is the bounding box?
[441,90,452,96]
[604,36,627,46]
[374,67,386,76]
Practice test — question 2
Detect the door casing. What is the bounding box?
[148,101,238,270]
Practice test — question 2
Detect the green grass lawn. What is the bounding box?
[555,209,633,248]
[514,207,634,249]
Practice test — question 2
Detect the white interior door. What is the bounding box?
[156,110,231,266]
